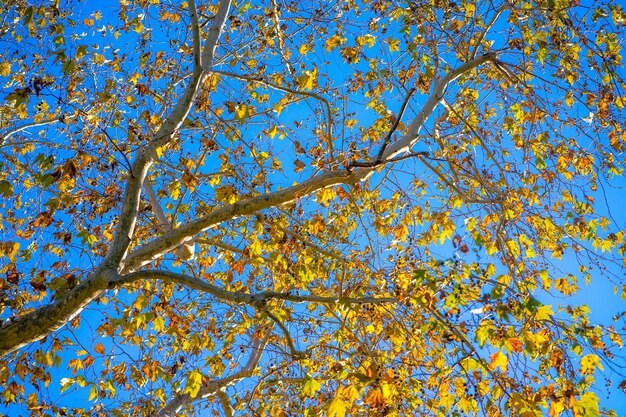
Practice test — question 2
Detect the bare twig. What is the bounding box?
[211,69,333,152]
[110,269,398,307]
[375,87,416,163]
[0,118,58,146]
[154,326,272,417]
[264,309,305,359]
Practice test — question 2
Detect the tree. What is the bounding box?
[0,0,625,415]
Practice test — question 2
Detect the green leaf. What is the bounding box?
[302,375,321,397]
[185,370,204,398]
[0,180,13,197]
[574,392,600,417]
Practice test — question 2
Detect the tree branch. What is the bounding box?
[375,87,416,163]
[0,267,118,357]
[109,0,231,269]
[144,177,196,260]
[264,309,306,359]
[154,327,271,417]
[0,49,490,357]
[121,53,496,272]
[470,9,502,60]
[216,391,234,417]
[110,270,398,307]
[0,118,58,146]
[211,69,333,152]
[0,0,232,357]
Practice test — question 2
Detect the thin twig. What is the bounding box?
[211,69,333,152]
[470,9,502,60]
[375,87,416,163]
[264,309,305,359]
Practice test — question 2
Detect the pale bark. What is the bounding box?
[0,13,495,356]
[154,328,271,417]
[0,118,58,146]
[111,270,397,306]
[144,177,196,260]
[0,267,117,356]
[0,0,231,357]
[121,53,497,273]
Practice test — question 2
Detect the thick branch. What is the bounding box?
[201,0,231,70]
[376,52,496,162]
[107,0,230,267]
[144,177,196,260]
[0,267,117,357]
[0,0,232,357]
[121,168,357,272]
[122,54,496,272]
[0,51,490,358]
[375,87,416,163]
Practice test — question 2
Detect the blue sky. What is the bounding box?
[2,0,626,416]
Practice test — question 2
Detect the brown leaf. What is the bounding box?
[294,159,306,173]
[63,160,78,178]
[30,280,47,292]
[336,186,349,201]
[30,210,54,228]
[6,264,19,285]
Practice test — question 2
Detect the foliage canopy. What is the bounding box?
[1,0,626,416]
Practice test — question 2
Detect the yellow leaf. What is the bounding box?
[153,315,165,332]
[338,384,359,405]
[325,34,346,52]
[489,351,507,372]
[386,38,400,52]
[580,354,603,374]
[298,44,310,55]
[297,68,317,91]
[0,62,11,76]
[185,370,203,398]
[235,103,251,121]
[356,34,376,48]
[327,398,346,417]
[302,375,321,397]
[88,385,98,401]
[463,3,476,17]
[267,125,279,139]
[129,73,141,85]
[345,119,358,128]
[549,400,565,417]
[215,185,238,204]
[535,304,554,321]
[316,187,334,206]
